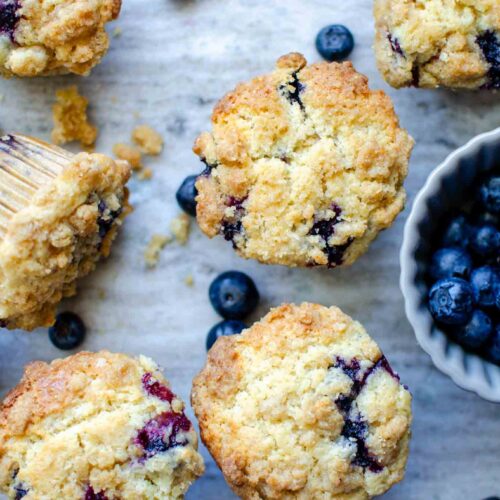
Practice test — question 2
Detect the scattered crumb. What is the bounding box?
[133,111,141,119]
[170,213,191,245]
[184,275,194,287]
[0,94,4,102]
[98,289,107,300]
[51,86,97,147]
[132,125,164,155]
[112,26,122,38]
[144,234,172,268]
[111,95,118,104]
[137,167,153,181]
[113,143,142,169]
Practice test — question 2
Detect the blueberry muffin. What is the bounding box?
[194,53,413,268]
[192,303,412,499]
[0,0,121,77]
[0,134,131,331]
[0,351,204,499]
[374,0,500,89]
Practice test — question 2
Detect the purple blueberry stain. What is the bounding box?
[388,33,404,57]
[477,31,500,89]
[309,203,353,267]
[332,355,402,473]
[0,134,17,150]
[0,0,20,41]
[97,199,121,240]
[199,158,216,177]
[220,196,247,249]
[142,372,174,403]
[14,485,28,500]
[137,373,192,460]
[84,486,108,500]
[279,72,305,110]
[135,411,191,459]
[332,356,361,381]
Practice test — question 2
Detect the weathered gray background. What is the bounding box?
[1,1,499,498]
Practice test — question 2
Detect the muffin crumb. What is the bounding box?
[137,167,153,181]
[51,86,97,147]
[184,275,194,287]
[112,26,122,38]
[113,143,142,170]
[170,214,191,245]
[132,125,164,155]
[144,234,171,268]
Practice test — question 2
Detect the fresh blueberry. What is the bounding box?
[48,312,86,350]
[315,25,354,62]
[470,266,499,308]
[442,215,471,247]
[176,175,198,216]
[479,176,500,215]
[469,223,500,259]
[453,309,493,350]
[206,320,247,350]
[428,278,474,325]
[209,271,259,319]
[429,247,472,281]
[485,324,500,366]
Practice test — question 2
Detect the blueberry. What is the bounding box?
[206,320,247,350]
[485,324,500,366]
[48,312,86,350]
[0,0,20,39]
[479,176,500,215]
[85,487,108,500]
[430,247,472,281]
[442,215,471,247]
[470,266,499,308]
[176,175,198,216]
[428,278,474,325]
[209,271,259,319]
[453,309,493,350]
[476,211,499,228]
[469,223,500,259]
[315,25,354,62]
[476,31,500,89]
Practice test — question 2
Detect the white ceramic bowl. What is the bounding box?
[400,127,500,402]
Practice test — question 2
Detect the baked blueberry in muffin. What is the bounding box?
[374,0,500,89]
[0,351,204,499]
[0,134,131,331]
[0,0,121,77]
[192,303,412,499]
[194,53,413,268]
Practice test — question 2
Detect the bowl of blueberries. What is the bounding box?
[401,127,500,402]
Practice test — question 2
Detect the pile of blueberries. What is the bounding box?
[428,174,499,365]
[206,271,260,350]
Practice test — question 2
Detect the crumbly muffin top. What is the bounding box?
[192,303,412,499]
[0,351,204,500]
[374,0,500,89]
[0,135,131,330]
[0,0,121,77]
[194,53,413,268]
